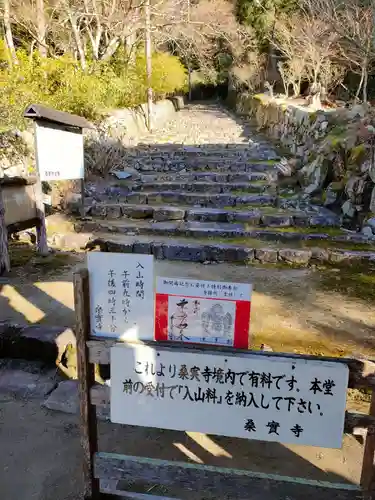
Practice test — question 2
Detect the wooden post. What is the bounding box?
[0,186,10,274]
[360,390,375,495]
[33,121,49,256]
[80,178,85,218]
[74,268,100,500]
[145,0,153,131]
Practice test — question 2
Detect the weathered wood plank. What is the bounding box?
[87,339,375,390]
[100,479,179,499]
[33,121,48,256]
[360,391,375,492]
[94,453,360,500]
[74,269,101,500]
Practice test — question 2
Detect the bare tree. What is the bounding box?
[2,0,18,64]
[272,12,340,97]
[305,0,375,102]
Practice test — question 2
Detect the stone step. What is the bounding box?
[86,233,375,267]
[79,219,371,247]
[137,171,269,183]
[0,323,76,365]
[133,162,274,173]
[88,203,341,227]
[0,359,59,400]
[93,191,276,207]
[129,181,268,194]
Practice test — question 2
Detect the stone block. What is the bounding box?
[0,369,57,399]
[278,248,312,265]
[89,204,107,217]
[122,206,154,219]
[0,324,75,364]
[43,380,78,414]
[229,211,262,225]
[154,207,185,221]
[186,209,228,223]
[106,205,122,218]
[311,248,330,262]
[162,243,207,262]
[151,242,164,259]
[309,215,340,227]
[125,193,148,204]
[106,240,133,253]
[261,215,292,227]
[207,244,254,263]
[132,242,152,254]
[255,248,278,263]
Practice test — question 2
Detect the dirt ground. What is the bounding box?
[1,249,375,499]
[0,394,365,500]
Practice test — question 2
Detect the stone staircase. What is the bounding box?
[78,108,375,267]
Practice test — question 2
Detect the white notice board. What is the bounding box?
[87,253,154,340]
[111,344,348,448]
[35,121,84,181]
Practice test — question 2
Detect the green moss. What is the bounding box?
[319,264,375,302]
[250,159,279,165]
[349,143,366,166]
[269,226,344,236]
[9,242,74,270]
[308,111,318,123]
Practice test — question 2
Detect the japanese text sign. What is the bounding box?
[87,253,154,340]
[155,277,252,348]
[35,122,84,181]
[111,344,348,448]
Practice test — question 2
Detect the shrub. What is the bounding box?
[0,46,187,130]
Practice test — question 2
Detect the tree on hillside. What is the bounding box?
[272,10,343,97]
[305,0,375,103]
[155,0,255,85]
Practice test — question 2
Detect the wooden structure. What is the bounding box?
[0,176,47,274]
[74,267,375,500]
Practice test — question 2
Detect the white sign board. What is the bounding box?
[35,121,84,181]
[88,253,154,340]
[155,278,252,348]
[111,344,348,448]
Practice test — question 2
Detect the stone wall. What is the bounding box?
[235,93,375,235]
[93,97,184,143]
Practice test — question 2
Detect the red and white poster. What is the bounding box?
[155,277,252,348]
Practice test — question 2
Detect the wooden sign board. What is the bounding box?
[110,343,349,449]
[35,121,84,181]
[155,277,251,348]
[87,253,154,340]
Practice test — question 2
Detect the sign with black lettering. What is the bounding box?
[110,344,348,448]
[88,253,154,340]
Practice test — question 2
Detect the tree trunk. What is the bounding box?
[363,66,368,104]
[355,65,365,102]
[101,36,120,61]
[36,0,47,57]
[69,14,87,70]
[145,0,153,131]
[3,0,18,65]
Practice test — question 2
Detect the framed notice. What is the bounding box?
[155,277,252,348]
[110,343,349,448]
[87,252,154,340]
[35,121,84,181]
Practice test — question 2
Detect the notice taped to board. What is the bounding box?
[155,277,251,348]
[111,344,348,448]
